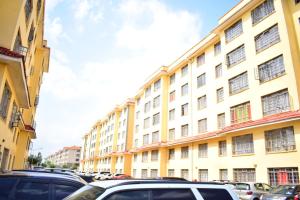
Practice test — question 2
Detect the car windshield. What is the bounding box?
[235,183,250,190]
[271,185,295,195]
[65,185,105,200]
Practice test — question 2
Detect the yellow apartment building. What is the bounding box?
[0,0,50,170]
[80,0,300,186]
[80,99,135,174]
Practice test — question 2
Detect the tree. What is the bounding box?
[36,152,42,166]
[27,152,43,168]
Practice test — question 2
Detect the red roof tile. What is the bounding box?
[24,125,35,132]
[0,47,23,59]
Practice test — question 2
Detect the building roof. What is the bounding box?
[0,47,23,59]
[63,146,81,150]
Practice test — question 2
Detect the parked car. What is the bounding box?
[64,179,239,200]
[260,184,300,200]
[111,173,132,180]
[0,170,87,200]
[94,172,111,180]
[233,182,272,200]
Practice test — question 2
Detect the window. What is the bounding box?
[181,65,188,77]
[229,72,248,95]
[181,169,189,180]
[197,53,205,66]
[198,188,233,200]
[141,169,148,178]
[150,169,158,178]
[255,24,280,53]
[226,45,246,67]
[143,134,149,145]
[219,169,228,181]
[132,169,137,177]
[152,131,159,143]
[28,25,35,45]
[54,184,78,200]
[181,146,189,159]
[168,169,175,177]
[169,91,175,102]
[232,134,254,155]
[234,168,256,182]
[105,190,149,200]
[15,181,49,200]
[265,126,296,152]
[199,169,208,181]
[225,20,243,42]
[142,152,148,162]
[181,124,188,137]
[214,42,221,56]
[218,140,227,156]
[197,95,207,110]
[144,101,151,113]
[9,102,19,129]
[0,83,12,119]
[136,111,140,120]
[151,150,159,161]
[268,168,299,186]
[37,0,42,17]
[197,73,206,88]
[251,0,275,24]
[258,55,285,83]
[153,96,160,108]
[168,149,175,160]
[181,83,188,96]
[230,102,251,124]
[145,87,151,97]
[215,64,222,78]
[181,103,188,116]
[262,89,290,116]
[198,143,208,158]
[169,109,175,121]
[0,178,17,199]
[133,154,137,162]
[217,113,225,129]
[143,118,150,129]
[152,189,196,200]
[198,118,207,133]
[25,0,32,21]
[152,113,160,125]
[168,129,175,141]
[216,88,224,103]
[170,74,176,85]
[154,79,161,91]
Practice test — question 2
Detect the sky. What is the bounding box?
[34,0,239,157]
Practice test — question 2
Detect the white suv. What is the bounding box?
[64,180,239,200]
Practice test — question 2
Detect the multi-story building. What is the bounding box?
[80,0,300,186]
[46,146,81,168]
[0,0,50,170]
[80,99,135,173]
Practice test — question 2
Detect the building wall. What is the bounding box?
[46,146,81,168]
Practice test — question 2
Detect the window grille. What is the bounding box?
[181,169,189,180]
[229,72,248,95]
[197,73,206,88]
[168,149,175,160]
[198,118,207,133]
[234,168,256,182]
[215,64,222,78]
[25,0,32,21]
[154,79,161,91]
[169,109,175,121]
[198,143,208,158]
[181,65,188,77]
[262,89,290,116]
[181,83,188,96]
[181,146,189,158]
[268,168,299,186]
[232,134,254,155]
[170,74,175,84]
[255,24,280,53]
[251,0,275,24]
[168,129,175,141]
[153,95,160,108]
[150,169,158,178]
[197,53,205,66]
[197,95,207,110]
[225,20,243,42]
[214,42,221,56]
[219,140,227,156]
[217,113,225,129]
[181,124,188,137]
[169,91,175,102]
[220,169,228,180]
[141,169,148,178]
[144,101,151,113]
[258,55,285,83]
[265,126,296,152]
[168,169,175,177]
[199,169,208,181]
[0,83,12,119]
[143,134,149,145]
[145,87,151,97]
[152,132,159,143]
[230,102,251,124]
[152,113,160,125]
[226,45,246,67]
[143,117,150,129]
[217,88,224,103]
[181,104,188,116]
[142,152,148,162]
[151,150,159,161]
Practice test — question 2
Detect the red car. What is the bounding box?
[112,173,132,180]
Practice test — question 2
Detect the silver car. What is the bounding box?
[233,182,272,200]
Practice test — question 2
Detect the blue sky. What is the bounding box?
[35,0,239,157]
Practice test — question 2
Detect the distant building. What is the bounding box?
[46,146,81,168]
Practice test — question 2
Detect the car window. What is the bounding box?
[0,177,17,200]
[254,183,264,191]
[152,189,196,200]
[54,184,78,200]
[263,184,272,192]
[235,183,250,190]
[15,181,49,200]
[198,188,233,200]
[104,190,150,200]
[65,185,105,200]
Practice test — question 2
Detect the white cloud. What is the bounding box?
[46,0,64,11]
[45,17,72,44]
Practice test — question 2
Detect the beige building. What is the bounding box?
[46,146,81,168]
[80,0,300,186]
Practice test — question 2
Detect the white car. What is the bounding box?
[94,172,112,180]
[64,179,239,200]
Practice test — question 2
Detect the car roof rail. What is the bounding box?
[106,180,224,189]
[12,170,76,177]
